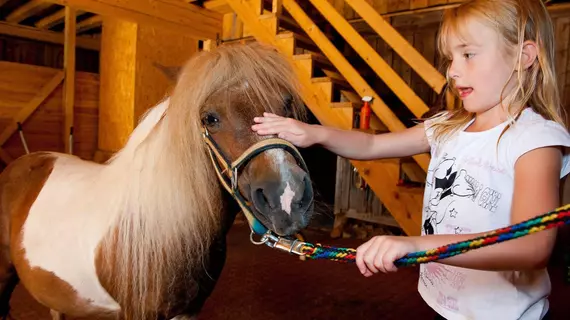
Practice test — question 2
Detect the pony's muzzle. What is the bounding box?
[250,171,313,235]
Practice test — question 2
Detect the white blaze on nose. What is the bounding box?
[280,182,295,215]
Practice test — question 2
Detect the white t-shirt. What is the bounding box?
[419,108,570,320]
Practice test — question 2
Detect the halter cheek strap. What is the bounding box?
[201,126,310,236]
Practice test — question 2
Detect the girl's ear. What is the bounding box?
[520,40,538,70]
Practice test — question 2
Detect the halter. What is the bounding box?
[201,126,312,254]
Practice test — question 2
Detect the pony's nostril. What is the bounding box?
[254,188,270,210]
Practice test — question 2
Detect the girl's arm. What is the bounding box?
[315,122,430,160]
[356,146,562,274]
[252,112,430,160]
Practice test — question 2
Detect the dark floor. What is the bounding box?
[7,222,570,319]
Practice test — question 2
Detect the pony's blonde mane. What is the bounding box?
[100,42,305,319]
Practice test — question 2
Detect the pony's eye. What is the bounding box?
[202,113,220,127]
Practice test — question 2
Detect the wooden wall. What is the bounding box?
[0,61,99,161]
[0,34,99,73]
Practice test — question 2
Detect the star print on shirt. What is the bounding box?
[449,208,458,218]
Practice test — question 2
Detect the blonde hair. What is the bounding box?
[429,0,566,143]
[99,42,306,319]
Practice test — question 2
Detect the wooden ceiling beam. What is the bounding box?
[187,0,234,14]
[35,8,87,29]
[43,0,222,40]
[6,0,53,23]
[76,15,102,33]
[0,21,100,51]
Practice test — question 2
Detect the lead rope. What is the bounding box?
[299,204,570,267]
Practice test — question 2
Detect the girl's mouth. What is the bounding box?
[457,86,473,99]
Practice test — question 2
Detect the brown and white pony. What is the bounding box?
[0,42,314,320]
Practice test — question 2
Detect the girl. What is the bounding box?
[251,0,570,319]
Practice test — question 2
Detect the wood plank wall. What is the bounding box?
[0,34,99,73]
[0,61,98,161]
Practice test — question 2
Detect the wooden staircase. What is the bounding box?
[224,0,447,236]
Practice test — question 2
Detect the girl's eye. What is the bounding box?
[463,53,474,59]
[202,113,220,127]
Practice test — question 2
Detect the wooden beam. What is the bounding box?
[0,71,65,147]
[76,15,102,33]
[272,0,283,17]
[308,0,428,118]
[188,0,233,14]
[6,0,53,24]
[0,21,100,51]
[43,0,222,40]
[63,7,76,154]
[35,8,87,29]
[345,0,447,94]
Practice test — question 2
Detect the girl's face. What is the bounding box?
[446,18,517,116]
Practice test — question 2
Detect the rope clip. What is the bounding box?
[250,231,306,256]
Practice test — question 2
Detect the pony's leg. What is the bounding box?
[0,264,17,320]
[50,309,65,320]
[0,215,19,320]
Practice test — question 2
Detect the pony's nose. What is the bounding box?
[251,172,312,215]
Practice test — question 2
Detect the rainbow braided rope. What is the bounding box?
[301,204,570,267]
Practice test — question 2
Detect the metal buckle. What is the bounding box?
[250,230,306,256]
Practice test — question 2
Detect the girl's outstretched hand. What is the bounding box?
[356,235,418,276]
[251,112,319,148]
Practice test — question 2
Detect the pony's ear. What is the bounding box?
[153,62,182,83]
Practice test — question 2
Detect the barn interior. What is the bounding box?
[1,0,570,319]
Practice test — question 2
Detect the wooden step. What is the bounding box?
[278,14,303,33]
[222,36,256,45]
[259,12,304,36]
[400,159,427,183]
[276,31,320,53]
[340,89,361,103]
[311,76,352,89]
[292,52,335,71]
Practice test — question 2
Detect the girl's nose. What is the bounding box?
[448,61,460,79]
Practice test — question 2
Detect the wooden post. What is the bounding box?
[63,6,76,154]
[97,18,200,156]
[272,0,283,17]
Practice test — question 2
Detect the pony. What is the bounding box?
[0,42,314,320]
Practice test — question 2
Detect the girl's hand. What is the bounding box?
[355,236,418,276]
[251,112,318,148]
